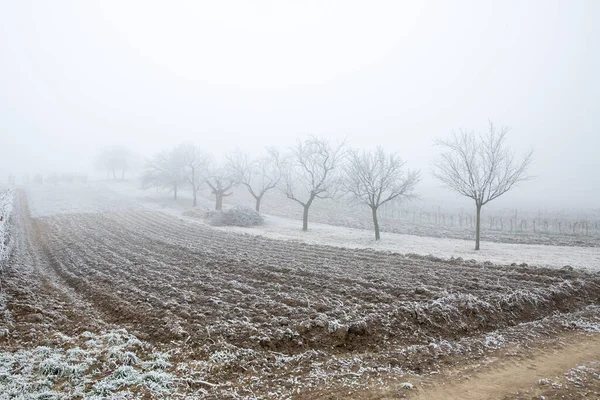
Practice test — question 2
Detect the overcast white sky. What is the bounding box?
[1,0,599,209]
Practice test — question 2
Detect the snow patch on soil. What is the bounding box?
[210,214,600,271]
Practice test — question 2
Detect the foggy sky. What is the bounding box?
[1,1,599,210]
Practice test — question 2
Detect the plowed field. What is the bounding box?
[1,188,600,398]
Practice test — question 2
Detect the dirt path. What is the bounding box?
[410,333,600,400]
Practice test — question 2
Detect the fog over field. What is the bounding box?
[1,1,599,209]
[2,2,600,399]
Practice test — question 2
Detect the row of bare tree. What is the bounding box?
[138,122,533,250]
[140,137,421,241]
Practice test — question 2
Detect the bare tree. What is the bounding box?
[205,168,236,211]
[227,147,281,212]
[344,147,420,240]
[432,122,533,250]
[282,136,346,231]
[95,146,132,180]
[179,143,209,207]
[141,147,185,200]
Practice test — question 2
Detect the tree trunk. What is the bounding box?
[215,193,223,210]
[191,169,197,207]
[372,206,380,240]
[302,204,310,231]
[302,196,315,231]
[475,203,482,250]
[112,169,116,180]
[173,184,178,200]
[121,170,125,180]
[255,194,263,213]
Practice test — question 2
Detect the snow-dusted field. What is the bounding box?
[96,180,600,271]
[25,183,141,218]
[1,182,599,398]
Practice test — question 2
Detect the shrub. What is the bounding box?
[208,206,264,227]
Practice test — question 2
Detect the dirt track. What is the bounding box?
[412,333,600,400]
[2,189,600,398]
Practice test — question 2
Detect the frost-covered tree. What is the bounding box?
[226,148,281,212]
[141,147,186,200]
[432,122,533,250]
[282,136,346,231]
[95,146,132,180]
[179,143,209,207]
[344,147,420,240]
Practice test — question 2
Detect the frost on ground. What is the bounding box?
[25,183,140,217]
[3,310,600,399]
[0,188,14,262]
[5,184,600,398]
[0,329,175,399]
[210,214,600,271]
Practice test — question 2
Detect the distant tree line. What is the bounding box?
[8,173,88,185]
[95,145,134,180]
